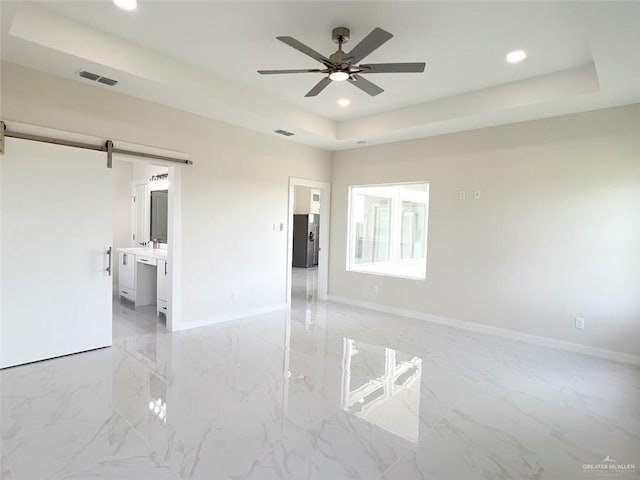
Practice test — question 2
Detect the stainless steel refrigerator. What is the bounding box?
[293,214,320,268]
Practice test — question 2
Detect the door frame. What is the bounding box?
[116,156,183,332]
[166,164,182,331]
[131,180,151,247]
[287,177,331,305]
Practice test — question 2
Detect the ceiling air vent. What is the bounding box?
[78,70,118,86]
[274,129,294,137]
[97,76,118,86]
[79,70,100,81]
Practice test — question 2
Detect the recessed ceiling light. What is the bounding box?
[337,98,351,107]
[329,71,349,82]
[113,0,137,11]
[506,49,527,64]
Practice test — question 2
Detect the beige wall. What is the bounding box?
[330,105,640,356]
[1,62,332,327]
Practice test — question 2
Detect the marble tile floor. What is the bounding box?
[1,268,639,479]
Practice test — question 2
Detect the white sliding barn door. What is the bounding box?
[1,137,113,368]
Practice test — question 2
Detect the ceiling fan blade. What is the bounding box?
[359,62,426,73]
[258,69,324,75]
[276,36,333,67]
[348,74,384,96]
[304,77,332,97]
[346,27,393,64]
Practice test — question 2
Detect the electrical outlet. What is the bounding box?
[473,190,481,199]
[575,317,585,330]
[458,191,467,200]
[373,285,379,294]
[231,290,239,301]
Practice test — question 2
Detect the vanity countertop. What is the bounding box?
[117,247,167,260]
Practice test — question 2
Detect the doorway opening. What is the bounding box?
[287,177,330,306]
[112,159,177,338]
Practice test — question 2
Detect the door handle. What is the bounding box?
[106,247,112,276]
[164,261,167,276]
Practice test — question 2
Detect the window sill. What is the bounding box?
[348,262,426,281]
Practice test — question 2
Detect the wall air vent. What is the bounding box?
[78,70,118,86]
[274,129,294,137]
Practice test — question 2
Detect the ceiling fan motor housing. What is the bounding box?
[329,51,348,67]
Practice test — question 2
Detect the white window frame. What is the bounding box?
[347,182,429,280]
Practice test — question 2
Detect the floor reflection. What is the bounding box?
[147,375,168,423]
[291,266,319,332]
[341,338,423,442]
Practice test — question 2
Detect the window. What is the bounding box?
[348,183,429,279]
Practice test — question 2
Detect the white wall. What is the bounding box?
[112,160,133,286]
[294,186,321,214]
[330,105,640,356]
[294,186,311,214]
[309,188,321,215]
[133,162,167,184]
[1,62,331,328]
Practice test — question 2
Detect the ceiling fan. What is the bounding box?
[258,27,426,97]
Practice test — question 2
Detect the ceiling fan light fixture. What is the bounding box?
[113,0,137,11]
[506,49,527,64]
[337,98,351,107]
[329,71,350,82]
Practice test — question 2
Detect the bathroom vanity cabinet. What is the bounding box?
[117,248,168,316]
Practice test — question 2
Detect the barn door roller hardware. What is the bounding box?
[0,121,192,167]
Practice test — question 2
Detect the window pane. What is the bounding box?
[400,201,426,259]
[354,194,392,264]
[348,182,429,280]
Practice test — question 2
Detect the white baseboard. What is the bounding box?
[172,303,289,332]
[327,295,640,366]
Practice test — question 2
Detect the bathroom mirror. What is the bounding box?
[150,190,168,243]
